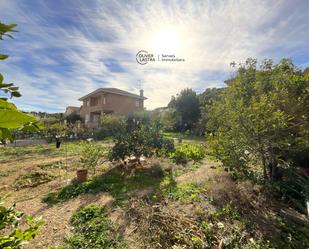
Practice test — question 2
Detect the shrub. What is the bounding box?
[160,180,207,203]
[109,121,174,163]
[62,204,124,249]
[79,141,106,173]
[65,112,82,124]
[94,114,125,140]
[170,143,205,164]
[0,197,44,248]
[207,58,309,212]
[266,167,309,214]
[155,137,175,157]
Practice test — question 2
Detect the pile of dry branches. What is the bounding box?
[126,197,208,249]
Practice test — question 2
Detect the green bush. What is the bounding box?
[93,114,125,140]
[0,197,44,248]
[109,121,175,162]
[160,180,207,203]
[62,204,124,249]
[276,217,309,249]
[93,128,108,140]
[79,141,106,172]
[155,136,175,157]
[266,167,309,214]
[207,58,309,212]
[170,143,205,164]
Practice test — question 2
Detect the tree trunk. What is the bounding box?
[267,144,279,181]
[260,147,268,181]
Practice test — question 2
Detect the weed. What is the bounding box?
[276,217,309,249]
[61,204,125,249]
[170,143,205,165]
[159,177,208,203]
[210,203,240,220]
[0,171,11,177]
[172,163,200,177]
[13,172,56,190]
[38,161,65,170]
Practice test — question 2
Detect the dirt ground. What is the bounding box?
[0,150,224,248]
[20,193,113,248]
[1,144,306,249]
[0,154,86,248]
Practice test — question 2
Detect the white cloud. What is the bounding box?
[0,0,308,111]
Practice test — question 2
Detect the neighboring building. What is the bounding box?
[66,88,147,128]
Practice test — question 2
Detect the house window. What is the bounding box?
[103,97,106,105]
[86,100,90,106]
[135,100,139,107]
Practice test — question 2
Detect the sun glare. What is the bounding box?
[150,27,182,54]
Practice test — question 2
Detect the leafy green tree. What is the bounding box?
[0,21,41,142]
[198,88,224,135]
[109,118,174,163]
[168,88,200,132]
[101,113,125,133]
[159,108,181,132]
[65,112,82,124]
[208,58,309,212]
[79,141,106,174]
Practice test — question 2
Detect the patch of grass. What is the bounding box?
[61,204,125,249]
[0,142,85,162]
[158,177,208,203]
[0,145,55,161]
[37,160,65,170]
[162,132,205,142]
[209,203,241,220]
[43,166,165,205]
[172,163,201,177]
[0,171,11,178]
[170,143,206,165]
[14,172,56,190]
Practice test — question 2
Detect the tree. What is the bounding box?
[0,21,41,142]
[65,112,82,124]
[79,141,106,174]
[208,58,309,212]
[168,88,200,132]
[109,117,174,163]
[159,109,181,132]
[198,87,224,135]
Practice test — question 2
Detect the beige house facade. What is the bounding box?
[66,88,147,128]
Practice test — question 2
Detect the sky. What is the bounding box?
[0,0,308,112]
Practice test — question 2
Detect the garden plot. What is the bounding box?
[1,140,308,249]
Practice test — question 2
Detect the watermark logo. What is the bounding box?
[136,50,155,65]
[136,50,185,65]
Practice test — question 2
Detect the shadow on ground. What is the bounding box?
[42,162,166,206]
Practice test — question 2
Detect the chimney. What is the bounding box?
[140,89,144,97]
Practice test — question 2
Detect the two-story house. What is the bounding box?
[66,88,147,128]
